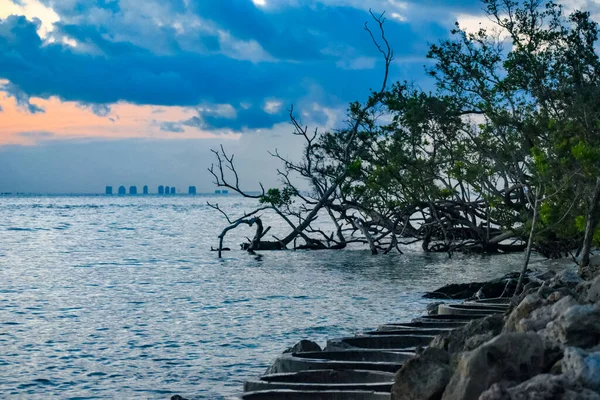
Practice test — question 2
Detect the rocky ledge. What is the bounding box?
[392,269,600,400]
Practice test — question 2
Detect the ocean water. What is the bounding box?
[0,195,525,399]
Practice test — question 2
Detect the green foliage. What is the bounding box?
[259,187,296,207]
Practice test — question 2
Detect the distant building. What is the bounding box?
[170,187,176,194]
[165,186,170,195]
[158,185,164,195]
[129,186,137,195]
[143,185,149,195]
[118,186,126,195]
[215,190,221,194]
[222,190,229,195]
[105,186,113,195]
[188,186,197,195]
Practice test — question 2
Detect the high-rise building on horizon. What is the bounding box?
[158,185,164,195]
[165,186,170,194]
[106,186,113,195]
[143,185,149,195]
[170,187,176,194]
[118,186,126,195]
[188,186,197,195]
[129,186,138,195]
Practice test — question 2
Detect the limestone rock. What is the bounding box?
[517,296,578,333]
[504,294,545,332]
[544,303,600,348]
[562,347,600,391]
[391,347,451,400]
[430,314,504,356]
[548,270,582,289]
[584,275,600,304]
[283,339,322,354]
[441,333,544,400]
[479,374,600,400]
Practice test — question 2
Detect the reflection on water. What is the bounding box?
[1,195,525,399]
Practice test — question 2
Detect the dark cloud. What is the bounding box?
[0,0,485,130]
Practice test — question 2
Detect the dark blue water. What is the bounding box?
[0,195,524,399]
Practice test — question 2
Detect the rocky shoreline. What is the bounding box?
[170,260,600,399]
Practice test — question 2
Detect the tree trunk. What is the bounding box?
[515,186,540,296]
[579,177,600,278]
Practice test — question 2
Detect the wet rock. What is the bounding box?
[283,340,322,354]
[479,374,600,400]
[544,303,600,348]
[430,314,504,357]
[504,294,545,332]
[391,347,450,400]
[516,296,578,333]
[424,272,525,300]
[170,396,189,400]
[562,347,600,391]
[441,333,544,400]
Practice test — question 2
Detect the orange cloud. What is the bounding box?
[0,91,241,146]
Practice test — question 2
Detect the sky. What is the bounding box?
[0,0,597,193]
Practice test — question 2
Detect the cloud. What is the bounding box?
[0,81,45,114]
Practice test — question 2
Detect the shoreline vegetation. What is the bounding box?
[192,0,600,398]
[208,0,600,282]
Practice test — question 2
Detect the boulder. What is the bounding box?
[544,303,600,348]
[391,347,451,400]
[562,347,600,391]
[283,340,322,354]
[548,269,583,289]
[441,333,545,400]
[479,374,600,400]
[430,314,504,357]
[504,294,545,332]
[583,275,600,304]
[516,296,578,333]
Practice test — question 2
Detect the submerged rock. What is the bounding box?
[441,333,545,400]
[391,347,450,400]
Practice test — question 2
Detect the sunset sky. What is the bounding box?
[1,0,596,193]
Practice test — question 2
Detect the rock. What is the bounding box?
[391,347,451,400]
[479,374,600,400]
[430,314,504,357]
[428,302,444,315]
[583,275,600,304]
[170,396,189,400]
[581,254,600,280]
[283,339,322,354]
[548,269,582,289]
[441,333,545,400]
[424,272,525,300]
[504,294,545,332]
[544,303,600,348]
[517,296,578,333]
[562,347,600,391]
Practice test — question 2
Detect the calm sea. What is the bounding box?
[0,195,525,399]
